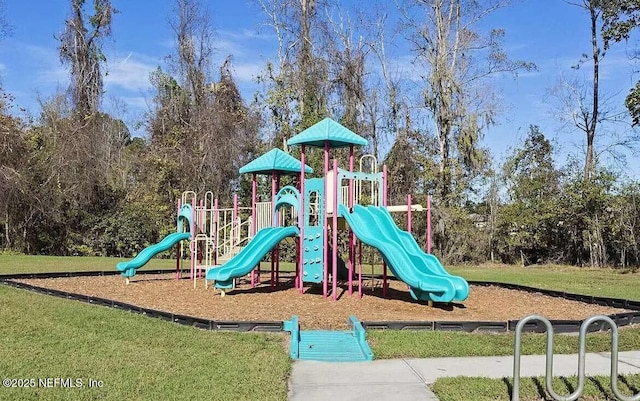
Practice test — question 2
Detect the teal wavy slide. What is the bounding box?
[366,206,469,301]
[339,204,466,303]
[117,232,191,278]
[206,226,299,289]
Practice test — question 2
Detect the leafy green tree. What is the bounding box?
[609,181,640,268]
[597,0,640,125]
[0,90,28,250]
[498,126,561,265]
[557,157,617,267]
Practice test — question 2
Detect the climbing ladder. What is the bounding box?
[284,316,374,362]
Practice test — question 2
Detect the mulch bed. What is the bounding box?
[15,272,627,330]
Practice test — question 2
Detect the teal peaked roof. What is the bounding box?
[239,148,313,175]
[287,118,368,148]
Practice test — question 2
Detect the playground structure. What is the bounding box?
[117,118,469,303]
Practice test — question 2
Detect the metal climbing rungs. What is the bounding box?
[512,314,640,401]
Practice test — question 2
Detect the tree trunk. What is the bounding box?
[584,2,599,181]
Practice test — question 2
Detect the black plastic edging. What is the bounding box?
[1,272,639,333]
[1,278,283,333]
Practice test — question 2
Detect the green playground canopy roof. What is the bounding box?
[287,118,368,148]
[239,148,313,175]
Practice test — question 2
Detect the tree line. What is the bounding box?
[1,0,639,268]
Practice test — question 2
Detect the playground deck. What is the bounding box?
[15,273,626,329]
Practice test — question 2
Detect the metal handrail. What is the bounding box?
[513,314,640,401]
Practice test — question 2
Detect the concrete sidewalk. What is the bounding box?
[288,351,640,401]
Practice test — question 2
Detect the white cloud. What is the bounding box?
[118,95,149,111]
[105,53,158,92]
[20,44,68,86]
[229,61,263,83]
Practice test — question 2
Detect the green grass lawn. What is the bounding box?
[0,254,289,400]
[0,254,176,275]
[2,255,640,400]
[0,284,290,401]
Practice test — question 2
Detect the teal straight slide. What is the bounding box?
[339,204,468,303]
[206,226,299,289]
[117,232,191,278]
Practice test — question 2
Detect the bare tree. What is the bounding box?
[59,0,115,117]
[256,0,329,147]
[326,6,367,134]
[360,7,407,158]
[147,0,259,200]
[551,1,639,181]
[169,0,214,110]
[399,0,534,202]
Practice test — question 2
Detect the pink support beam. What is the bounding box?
[176,199,182,280]
[213,198,219,266]
[332,158,338,301]
[348,144,354,296]
[190,196,196,282]
[299,145,306,294]
[271,170,277,288]
[358,241,363,298]
[251,174,257,287]
[198,199,204,278]
[252,174,257,237]
[276,175,281,285]
[427,195,432,254]
[382,166,388,298]
[323,141,329,298]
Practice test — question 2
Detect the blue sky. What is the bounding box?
[0,0,638,177]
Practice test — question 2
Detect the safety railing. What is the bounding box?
[512,314,640,401]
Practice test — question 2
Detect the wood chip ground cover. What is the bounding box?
[15,273,627,329]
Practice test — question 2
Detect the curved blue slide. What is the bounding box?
[339,204,467,303]
[366,206,469,301]
[206,226,299,289]
[117,232,191,278]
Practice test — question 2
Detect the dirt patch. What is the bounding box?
[15,273,627,330]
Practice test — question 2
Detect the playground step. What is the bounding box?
[298,331,370,362]
[284,315,374,362]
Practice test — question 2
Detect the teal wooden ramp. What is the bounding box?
[284,316,374,362]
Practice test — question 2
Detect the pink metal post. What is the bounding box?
[407,194,412,234]
[251,174,257,287]
[252,174,257,236]
[298,145,306,294]
[382,166,388,297]
[348,144,354,295]
[332,158,338,301]
[198,199,204,278]
[213,198,219,266]
[323,141,329,298]
[189,196,196,282]
[276,175,281,285]
[271,170,277,288]
[176,199,182,280]
[358,241,363,298]
[427,195,432,254]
